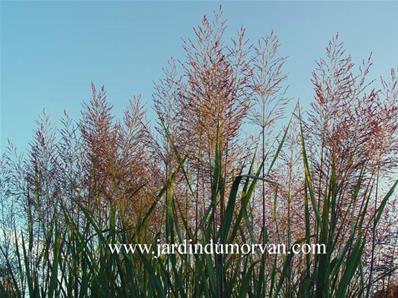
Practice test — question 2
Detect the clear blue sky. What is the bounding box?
[1,1,398,152]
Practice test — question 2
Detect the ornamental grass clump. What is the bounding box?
[1,8,397,298]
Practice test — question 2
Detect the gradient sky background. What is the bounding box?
[1,1,398,153]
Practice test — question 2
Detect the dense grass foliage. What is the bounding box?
[0,121,397,297]
[1,8,397,298]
